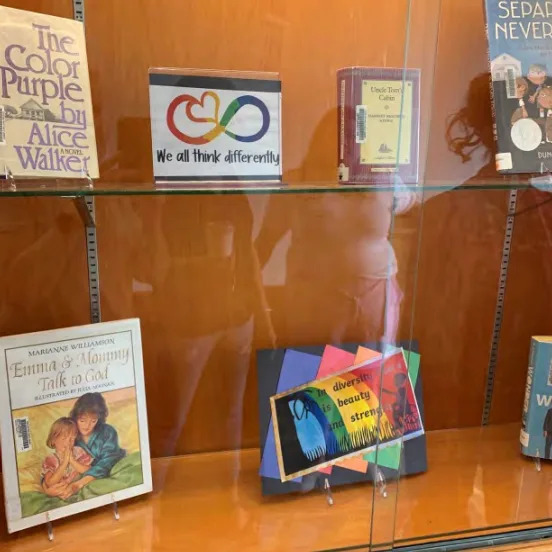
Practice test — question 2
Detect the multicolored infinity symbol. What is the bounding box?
[167,90,270,145]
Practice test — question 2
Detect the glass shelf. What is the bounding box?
[0,178,551,196]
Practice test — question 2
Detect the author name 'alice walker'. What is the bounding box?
[0,6,99,179]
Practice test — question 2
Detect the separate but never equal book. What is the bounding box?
[484,0,552,173]
[0,6,99,178]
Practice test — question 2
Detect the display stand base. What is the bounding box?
[323,478,334,506]
[112,495,120,521]
[3,166,15,191]
[83,171,94,190]
[375,467,388,498]
[44,496,120,541]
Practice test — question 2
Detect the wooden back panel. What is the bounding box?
[0,0,545,460]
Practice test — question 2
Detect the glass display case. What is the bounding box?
[1,0,552,551]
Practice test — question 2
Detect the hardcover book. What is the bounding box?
[149,69,282,184]
[0,319,152,533]
[337,67,420,185]
[0,6,99,179]
[484,0,552,173]
[257,343,427,495]
[521,336,552,459]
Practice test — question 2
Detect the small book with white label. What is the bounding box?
[337,67,420,185]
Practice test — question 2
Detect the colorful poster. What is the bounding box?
[149,70,282,183]
[270,349,423,482]
[0,319,152,534]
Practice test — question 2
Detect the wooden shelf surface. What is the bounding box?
[1,423,552,551]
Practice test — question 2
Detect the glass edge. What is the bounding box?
[0,182,549,197]
[316,521,552,552]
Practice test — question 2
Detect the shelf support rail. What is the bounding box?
[482,189,518,426]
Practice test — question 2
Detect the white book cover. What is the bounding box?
[0,319,152,533]
[0,6,99,179]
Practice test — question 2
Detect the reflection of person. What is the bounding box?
[419,71,552,528]
[148,196,273,460]
[543,407,552,459]
[62,392,126,496]
[255,111,419,348]
[41,417,92,498]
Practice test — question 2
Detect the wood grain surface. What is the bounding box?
[0,0,549,457]
[0,424,551,551]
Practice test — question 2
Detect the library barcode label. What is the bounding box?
[356,105,367,143]
[506,68,516,99]
[14,417,32,452]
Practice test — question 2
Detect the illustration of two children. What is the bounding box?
[41,392,125,500]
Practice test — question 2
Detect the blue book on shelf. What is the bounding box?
[521,337,552,458]
[484,0,552,173]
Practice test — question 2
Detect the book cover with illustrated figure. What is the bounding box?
[520,336,552,459]
[258,343,427,495]
[484,1,552,173]
[0,6,99,178]
[0,319,151,533]
[149,69,282,184]
[337,67,420,185]
[267,347,424,483]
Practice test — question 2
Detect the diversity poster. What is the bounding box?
[270,349,423,482]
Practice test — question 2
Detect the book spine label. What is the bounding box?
[337,72,352,183]
[483,15,505,171]
[521,338,537,454]
[0,106,6,146]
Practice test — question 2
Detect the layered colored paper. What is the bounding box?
[271,349,423,482]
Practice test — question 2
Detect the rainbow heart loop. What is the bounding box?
[167,91,270,145]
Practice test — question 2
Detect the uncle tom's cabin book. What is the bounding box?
[0,6,99,178]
